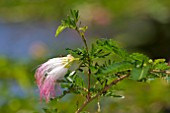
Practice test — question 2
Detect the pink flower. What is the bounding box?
[35,54,76,102]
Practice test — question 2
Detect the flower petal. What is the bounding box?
[35,54,76,102]
[40,77,56,102]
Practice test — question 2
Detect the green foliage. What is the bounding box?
[44,9,170,113]
[152,59,170,70]
[90,43,111,60]
[96,39,128,58]
[2,1,170,112]
[131,66,150,80]
[127,53,149,66]
[97,62,132,76]
[55,10,79,37]
[103,91,124,98]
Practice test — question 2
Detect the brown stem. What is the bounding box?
[75,74,130,113]
[151,70,170,74]
[87,68,91,99]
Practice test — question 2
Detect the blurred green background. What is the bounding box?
[1,0,170,113]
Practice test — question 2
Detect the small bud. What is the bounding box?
[143,63,147,67]
[148,59,153,63]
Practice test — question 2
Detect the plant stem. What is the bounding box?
[75,27,89,53]
[75,74,130,113]
[76,27,91,99]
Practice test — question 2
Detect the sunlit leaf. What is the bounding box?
[55,25,67,37]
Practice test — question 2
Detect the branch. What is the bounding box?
[151,69,170,74]
[75,74,130,113]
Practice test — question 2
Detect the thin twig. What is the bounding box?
[75,74,130,113]
[87,68,91,99]
[97,96,101,113]
[75,27,89,53]
[151,69,170,74]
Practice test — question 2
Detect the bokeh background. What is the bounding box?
[1,0,170,113]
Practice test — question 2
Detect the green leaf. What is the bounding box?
[128,53,149,63]
[96,39,128,58]
[152,59,170,70]
[98,62,133,75]
[74,75,85,88]
[153,59,166,65]
[55,9,80,37]
[90,66,97,73]
[70,9,79,21]
[55,25,66,37]
[70,75,86,94]
[104,91,124,98]
[131,66,150,80]
[154,63,170,70]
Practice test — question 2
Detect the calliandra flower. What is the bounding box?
[35,54,77,102]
